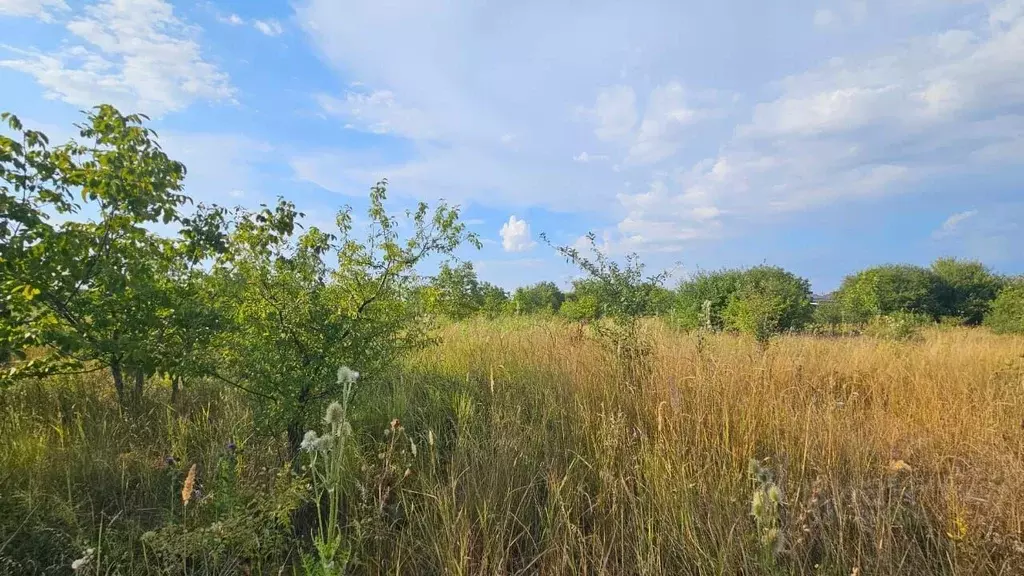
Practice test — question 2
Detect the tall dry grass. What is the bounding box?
[2,318,1023,574]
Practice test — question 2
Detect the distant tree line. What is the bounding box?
[425,258,1024,338]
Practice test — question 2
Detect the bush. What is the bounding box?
[673,269,745,330]
[931,257,1004,325]
[835,264,945,322]
[511,282,565,315]
[722,266,814,343]
[864,311,931,341]
[984,280,1024,334]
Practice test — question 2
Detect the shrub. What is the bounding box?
[864,311,931,341]
[722,266,814,343]
[674,269,745,330]
[930,257,1004,325]
[511,281,564,315]
[984,280,1024,334]
[836,264,945,322]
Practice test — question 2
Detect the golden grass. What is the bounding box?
[2,319,1023,574]
[385,319,1024,574]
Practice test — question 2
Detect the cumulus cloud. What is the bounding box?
[0,0,233,116]
[499,216,536,253]
[291,0,1024,256]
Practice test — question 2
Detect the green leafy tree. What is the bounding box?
[984,279,1024,335]
[835,264,945,322]
[930,257,1004,325]
[544,232,671,386]
[511,281,564,315]
[212,181,478,454]
[673,269,745,330]
[723,266,813,343]
[479,281,510,317]
[0,106,213,402]
[428,261,483,320]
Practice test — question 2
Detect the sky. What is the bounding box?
[1,0,1022,293]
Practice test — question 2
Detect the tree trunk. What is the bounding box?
[111,360,125,405]
[171,375,180,405]
[133,368,145,402]
[287,419,304,464]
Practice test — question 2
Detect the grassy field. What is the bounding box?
[2,318,1024,575]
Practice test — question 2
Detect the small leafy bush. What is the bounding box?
[984,280,1024,334]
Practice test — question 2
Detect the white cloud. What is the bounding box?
[579,85,638,141]
[0,0,67,22]
[159,131,273,205]
[814,9,836,27]
[253,19,283,37]
[293,0,1024,257]
[316,90,436,140]
[499,216,536,253]
[218,13,244,26]
[933,209,978,238]
[627,82,703,165]
[573,151,609,163]
[0,0,233,117]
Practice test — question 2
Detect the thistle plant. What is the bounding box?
[301,367,359,575]
[748,459,785,567]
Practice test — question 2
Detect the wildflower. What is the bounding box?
[410,439,418,458]
[337,366,359,385]
[226,440,236,453]
[324,401,345,426]
[767,484,783,506]
[164,456,176,467]
[71,548,94,571]
[300,430,320,452]
[751,489,766,518]
[182,464,197,506]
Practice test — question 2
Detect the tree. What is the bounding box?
[673,269,745,330]
[722,266,814,343]
[931,257,1004,325]
[835,264,945,322]
[428,261,483,320]
[545,232,671,386]
[0,106,212,402]
[479,282,510,317]
[212,181,478,454]
[511,281,564,315]
[984,279,1024,335]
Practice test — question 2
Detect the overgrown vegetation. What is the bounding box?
[3,106,1024,574]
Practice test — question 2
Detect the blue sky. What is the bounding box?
[2,0,1022,293]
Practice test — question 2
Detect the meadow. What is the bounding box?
[3,318,1023,575]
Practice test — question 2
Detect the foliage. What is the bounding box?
[984,279,1024,334]
[722,266,813,343]
[931,257,1005,325]
[510,281,564,315]
[211,180,478,453]
[559,293,600,322]
[864,311,931,341]
[674,269,745,330]
[544,232,671,385]
[478,281,510,318]
[427,261,484,320]
[835,264,945,322]
[0,106,220,402]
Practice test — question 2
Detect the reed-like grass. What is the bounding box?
[2,319,1023,574]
